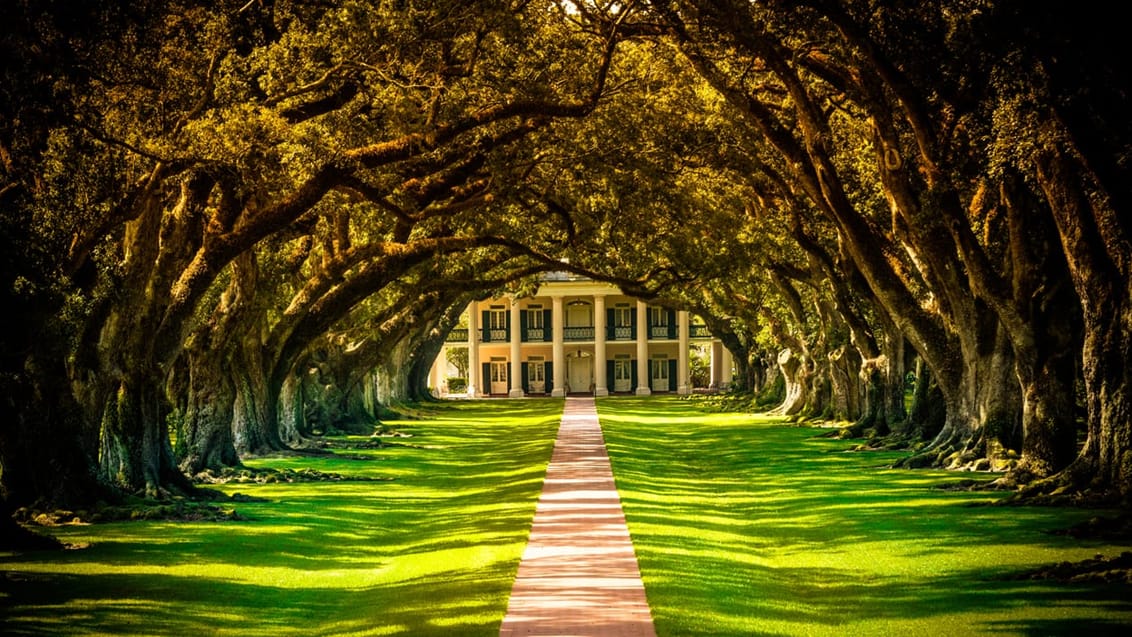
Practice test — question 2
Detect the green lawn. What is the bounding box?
[0,399,563,636]
[597,396,1132,636]
[5,396,1131,636]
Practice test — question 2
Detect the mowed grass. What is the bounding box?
[597,396,1132,637]
[0,398,563,636]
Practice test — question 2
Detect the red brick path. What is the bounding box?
[499,396,657,637]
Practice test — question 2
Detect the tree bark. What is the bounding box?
[1034,144,1132,497]
[177,353,239,475]
[905,356,946,443]
[98,375,193,498]
[231,339,286,456]
[774,348,809,417]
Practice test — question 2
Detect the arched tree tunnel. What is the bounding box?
[1,0,1129,538]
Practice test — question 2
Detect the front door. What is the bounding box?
[528,358,545,394]
[490,360,509,395]
[650,357,669,392]
[568,356,593,394]
[613,358,632,393]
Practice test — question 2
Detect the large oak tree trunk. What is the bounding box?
[231,340,286,456]
[774,348,809,416]
[176,251,258,473]
[976,323,1023,471]
[1036,145,1132,496]
[828,346,860,422]
[374,340,415,406]
[278,374,307,444]
[905,356,946,442]
[879,313,908,434]
[177,354,239,475]
[98,375,192,498]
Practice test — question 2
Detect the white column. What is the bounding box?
[430,345,445,397]
[466,302,479,397]
[635,299,651,395]
[710,339,722,388]
[720,344,733,390]
[551,296,566,397]
[509,296,524,397]
[677,310,690,395]
[594,294,608,396]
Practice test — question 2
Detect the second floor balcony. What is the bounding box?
[444,320,714,344]
[564,326,595,341]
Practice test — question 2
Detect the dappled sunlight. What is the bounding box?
[598,395,1132,636]
[2,399,563,636]
[7,395,1130,635]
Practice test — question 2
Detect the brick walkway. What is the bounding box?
[499,396,657,637]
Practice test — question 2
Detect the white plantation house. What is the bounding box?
[429,273,734,397]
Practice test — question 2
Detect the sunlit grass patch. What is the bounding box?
[598,395,1132,637]
[1,398,563,636]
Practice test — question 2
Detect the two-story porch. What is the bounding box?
[429,276,732,398]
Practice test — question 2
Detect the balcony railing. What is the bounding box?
[448,323,712,343]
[564,326,595,341]
[608,325,634,340]
[523,328,549,342]
[480,327,509,342]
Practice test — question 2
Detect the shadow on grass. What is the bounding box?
[1,399,565,636]
[597,396,1132,636]
[1,567,513,636]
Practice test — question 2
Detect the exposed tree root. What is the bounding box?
[12,496,253,529]
[5,463,373,531]
[1002,551,1132,585]
[932,477,1010,492]
[999,459,1132,507]
[190,465,393,485]
[1051,514,1132,541]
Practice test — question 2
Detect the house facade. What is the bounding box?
[429,273,733,397]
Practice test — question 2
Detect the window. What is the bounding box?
[527,306,544,329]
[488,306,507,341]
[489,306,507,330]
[614,304,633,327]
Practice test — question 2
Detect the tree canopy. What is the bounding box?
[2,0,1130,526]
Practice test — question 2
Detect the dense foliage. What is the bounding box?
[2,0,1129,532]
